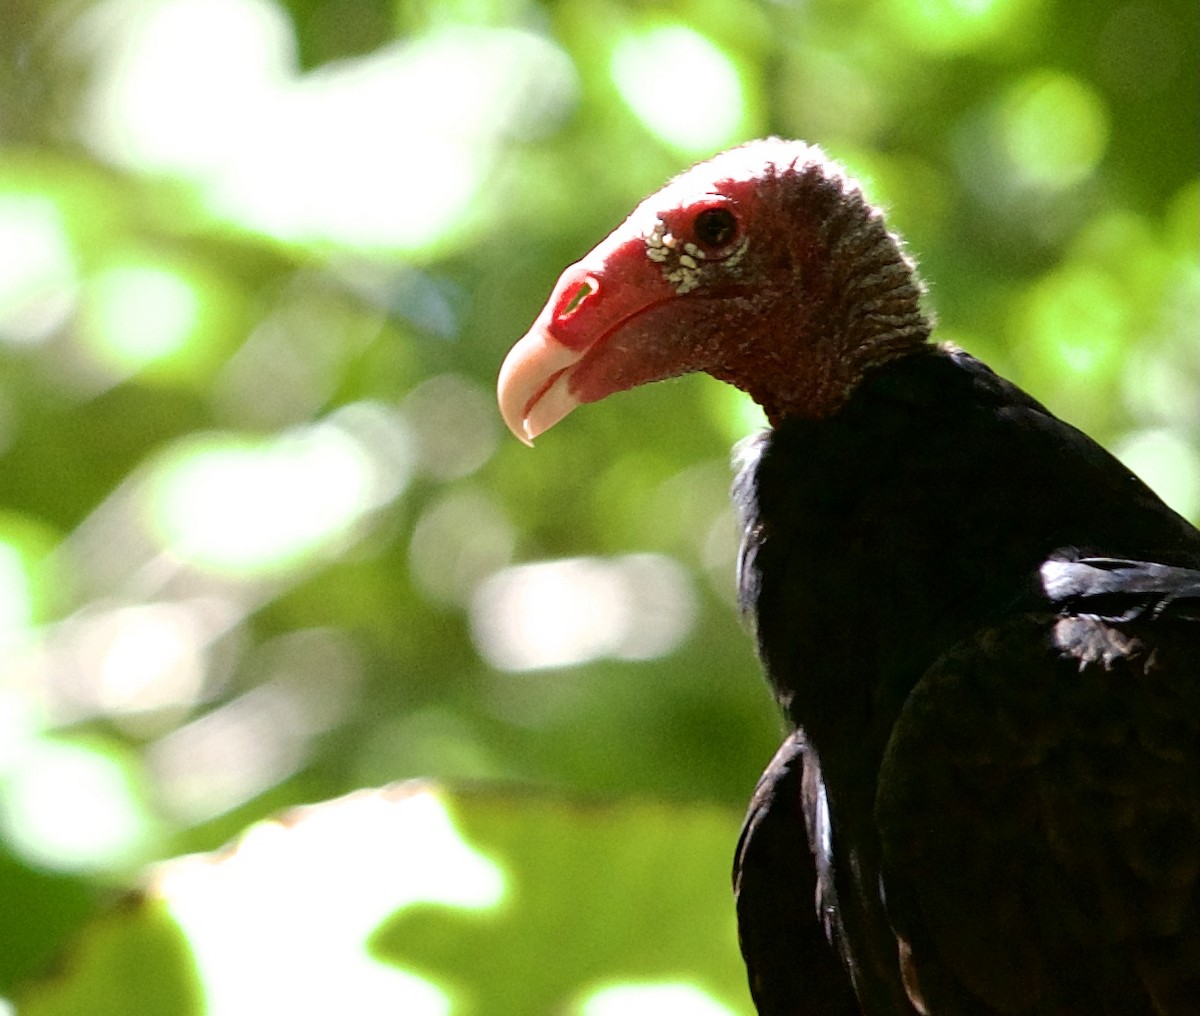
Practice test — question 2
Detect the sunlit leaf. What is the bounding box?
[83,0,577,252]
[145,413,408,576]
[0,192,78,344]
[611,25,747,154]
[1000,70,1109,190]
[879,0,1043,54]
[0,736,156,874]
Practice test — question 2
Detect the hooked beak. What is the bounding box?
[496,265,598,445]
[497,226,678,445]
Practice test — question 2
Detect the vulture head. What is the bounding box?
[498,139,932,440]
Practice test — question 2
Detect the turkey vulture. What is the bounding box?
[496,140,1200,1014]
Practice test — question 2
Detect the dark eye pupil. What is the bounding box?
[693,208,736,247]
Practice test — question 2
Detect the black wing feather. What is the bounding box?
[734,731,862,1015]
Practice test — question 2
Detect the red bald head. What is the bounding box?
[498,139,929,442]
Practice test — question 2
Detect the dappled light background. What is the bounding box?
[0,0,1196,1010]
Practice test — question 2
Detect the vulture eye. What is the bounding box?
[692,207,738,249]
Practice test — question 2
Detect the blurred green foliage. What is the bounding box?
[0,0,1196,1011]
[372,788,748,1014]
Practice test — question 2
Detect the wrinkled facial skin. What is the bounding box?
[497,145,802,444]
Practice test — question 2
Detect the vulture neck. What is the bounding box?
[714,165,932,425]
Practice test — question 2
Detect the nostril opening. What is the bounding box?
[557,277,596,320]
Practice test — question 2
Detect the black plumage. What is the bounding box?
[733,346,1200,1014]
